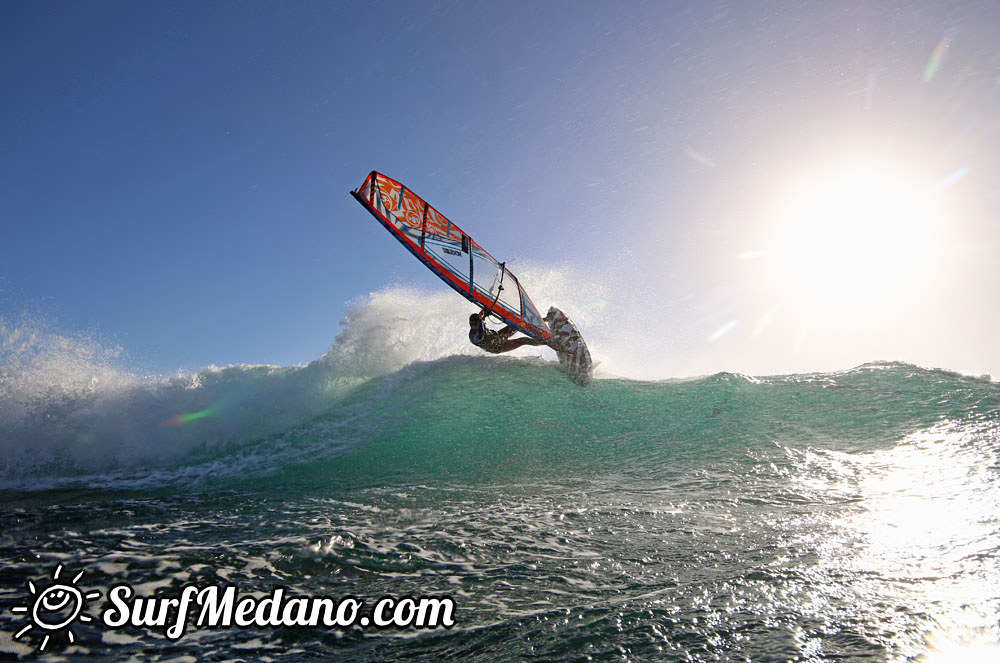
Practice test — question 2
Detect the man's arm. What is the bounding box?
[482,309,522,339]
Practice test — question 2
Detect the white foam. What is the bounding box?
[0,270,619,490]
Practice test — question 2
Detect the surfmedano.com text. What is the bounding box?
[102,584,456,640]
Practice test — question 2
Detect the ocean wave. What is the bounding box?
[3,288,998,493]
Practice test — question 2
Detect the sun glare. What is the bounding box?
[775,170,935,310]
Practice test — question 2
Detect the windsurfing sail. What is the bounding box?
[351,171,551,341]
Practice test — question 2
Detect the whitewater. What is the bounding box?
[1,286,999,661]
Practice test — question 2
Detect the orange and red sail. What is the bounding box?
[351,171,551,340]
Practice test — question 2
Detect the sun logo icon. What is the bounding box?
[11,564,101,652]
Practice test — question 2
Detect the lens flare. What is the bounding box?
[160,405,218,428]
[929,167,968,193]
[922,37,951,83]
[708,319,739,343]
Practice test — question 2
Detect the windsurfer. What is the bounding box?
[468,309,545,354]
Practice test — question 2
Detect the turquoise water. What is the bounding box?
[2,314,999,660]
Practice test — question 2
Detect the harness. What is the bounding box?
[470,320,504,353]
[470,262,508,353]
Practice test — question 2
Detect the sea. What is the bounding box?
[1,289,998,662]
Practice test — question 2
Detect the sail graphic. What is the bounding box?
[351,171,551,340]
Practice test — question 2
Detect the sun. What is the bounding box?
[773,168,935,311]
[11,564,101,652]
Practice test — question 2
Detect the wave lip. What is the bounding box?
[4,280,999,493]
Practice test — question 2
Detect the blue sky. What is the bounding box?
[3,1,999,378]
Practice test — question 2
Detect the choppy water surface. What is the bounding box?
[2,353,998,661]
